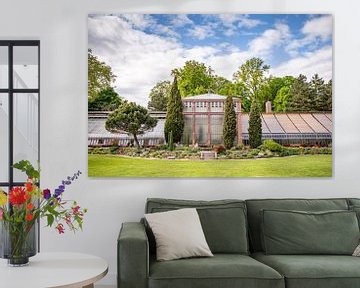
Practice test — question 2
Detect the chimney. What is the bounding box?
[265,101,272,113]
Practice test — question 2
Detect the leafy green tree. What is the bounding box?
[88,49,116,99]
[172,60,214,97]
[88,87,123,111]
[248,100,262,148]
[164,76,184,143]
[105,102,157,149]
[288,74,312,112]
[233,57,270,103]
[258,76,295,110]
[217,81,251,112]
[223,96,237,149]
[147,80,171,111]
[212,76,232,94]
[273,86,292,112]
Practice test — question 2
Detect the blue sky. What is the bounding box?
[88,14,332,106]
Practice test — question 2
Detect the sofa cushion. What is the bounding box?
[347,198,360,207]
[349,205,360,228]
[149,254,284,288]
[261,209,359,255]
[145,208,213,261]
[246,198,349,252]
[252,252,360,288]
[146,198,249,254]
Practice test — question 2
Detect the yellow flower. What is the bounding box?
[0,190,7,206]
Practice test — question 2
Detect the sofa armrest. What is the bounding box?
[118,222,149,288]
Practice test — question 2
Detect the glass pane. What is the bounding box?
[0,46,8,89]
[13,46,38,89]
[0,94,9,182]
[13,93,39,182]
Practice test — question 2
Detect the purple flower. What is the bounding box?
[43,189,51,200]
[54,171,82,199]
[54,189,63,198]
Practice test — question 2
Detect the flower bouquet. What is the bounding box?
[0,160,87,266]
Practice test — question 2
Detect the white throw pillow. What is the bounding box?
[145,208,213,261]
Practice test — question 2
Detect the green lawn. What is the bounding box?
[88,154,332,177]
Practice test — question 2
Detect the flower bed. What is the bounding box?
[88,143,332,160]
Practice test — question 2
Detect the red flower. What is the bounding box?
[72,205,80,215]
[26,203,34,210]
[26,214,33,221]
[25,182,33,192]
[56,223,65,234]
[24,193,31,201]
[9,187,26,205]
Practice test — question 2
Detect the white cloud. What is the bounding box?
[170,14,193,27]
[218,14,263,37]
[248,23,290,56]
[188,25,215,40]
[302,15,332,40]
[286,15,332,56]
[120,14,155,30]
[119,14,179,38]
[270,46,332,80]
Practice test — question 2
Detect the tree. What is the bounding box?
[310,74,327,111]
[273,86,292,112]
[288,74,312,112]
[164,76,184,143]
[233,57,270,103]
[88,49,116,99]
[105,102,157,149]
[248,100,262,148]
[172,60,214,97]
[325,79,332,111]
[88,87,123,111]
[258,76,295,110]
[223,96,237,149]
[147,81,171,111]
[212,76,232,95]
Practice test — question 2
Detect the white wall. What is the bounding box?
[1,0,360,286]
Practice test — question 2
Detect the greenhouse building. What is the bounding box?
[88,94,332,147]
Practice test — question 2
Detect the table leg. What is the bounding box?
[82,284,94,288]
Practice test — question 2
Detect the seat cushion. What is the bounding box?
[252,252,360,288]
[146,198,249,254]
[149,254,284,288]
[246,198,349,252]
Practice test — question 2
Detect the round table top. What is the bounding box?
[0,252,108,288]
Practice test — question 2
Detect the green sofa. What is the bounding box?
[118,198,360,288]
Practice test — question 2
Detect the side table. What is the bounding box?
[0,252,108,288]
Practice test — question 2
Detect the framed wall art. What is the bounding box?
[87,14,332,177]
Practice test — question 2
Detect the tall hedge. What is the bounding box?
[223,96,237,149]
[248,100,262,148]
[164,76,184,143]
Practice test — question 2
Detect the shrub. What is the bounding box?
[261,140,284,153]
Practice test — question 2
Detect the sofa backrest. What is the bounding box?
[145,198,249,255]
[245,198,349,252]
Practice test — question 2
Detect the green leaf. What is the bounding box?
[12,160,40,180]
[47,214,54,227]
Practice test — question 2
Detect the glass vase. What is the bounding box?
[0,220,37,266]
